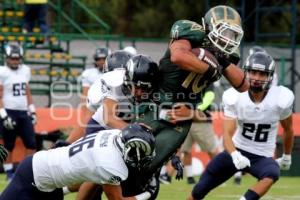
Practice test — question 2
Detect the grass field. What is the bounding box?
[0,174,299,199]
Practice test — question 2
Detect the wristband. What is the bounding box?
[0,108,7,119]
[283,154,291,159]
[28,104,36,113]
[135,192,151,200]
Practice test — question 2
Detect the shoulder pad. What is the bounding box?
[87,80,102,107]
[170,20,205,47]
[222,87,239,106]
[101,70,125,88]
[81,68,93,78]
[277,86,294,109]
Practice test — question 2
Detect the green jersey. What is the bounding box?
[156,20,239,106]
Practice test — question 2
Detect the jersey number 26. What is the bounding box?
[242,123,271,142]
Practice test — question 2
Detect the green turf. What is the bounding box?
[0,174,299,199]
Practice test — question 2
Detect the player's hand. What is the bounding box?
[231,150,251,170]
[276,154,291,170]
[0,144,8,164]
[171,155,184,180]
[53,140,70,148]
[30,112,37,125]
[167,103,193,123]
[2,116,16,130]
[144,175,159,199]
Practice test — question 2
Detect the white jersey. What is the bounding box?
[0,65,31,110]
[222,86,294,157]
[86,69,131,128]
[81,67,103,87]
[32,129,128,192]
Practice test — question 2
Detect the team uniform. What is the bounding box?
[191,85,294,199]
[0,64,36,151]
[132,20,239,177]
[0,130,128,200]
[86,69,131,134]
[81,67,103,88]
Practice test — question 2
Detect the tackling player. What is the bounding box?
[0,123,157,200]
[0,44,37,180]
[188,52,294,200]
[66,47,110,143]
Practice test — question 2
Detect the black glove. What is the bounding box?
[171,155,184,180]
[0,144,8,164]
[215,51,240,70]
[53,140,70,148]
[144,175,159,199]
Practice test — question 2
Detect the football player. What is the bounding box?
[188,51,294,200]
[68,47,111,144]
[0,44,37,180]
[75,55,160,200]
[130,5,248,188]
[64,50,133,144]
[0,123,158,200]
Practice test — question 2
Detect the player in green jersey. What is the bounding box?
[122,6,249,198]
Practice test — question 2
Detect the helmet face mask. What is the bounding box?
[120,123,156,170]
[205,5,244,54]
[94,47,110,71]
[5,45,23,70]
[244,52,275,93]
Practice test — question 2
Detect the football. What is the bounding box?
[192,48,219,68]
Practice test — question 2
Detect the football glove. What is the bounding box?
[53,140,70,148]
[231,151,251,170]
[0,144,8,164]
[144,175,159,199]
[30,112,37,125]
[2,116,16,130]
[276,154,291,170]
[171,155,184,180]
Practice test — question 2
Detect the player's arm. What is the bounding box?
[0,85,4,108]
[279,114,294,155]
[103,184,152,200]
[222,116,237,153]
[102,98,128,129]
[223,65,249,92]
[65,86,94,143]
[170,39,209,74]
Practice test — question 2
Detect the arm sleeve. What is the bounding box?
[81,70,91,87]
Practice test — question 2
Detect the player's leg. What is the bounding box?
[191,122,219,158]
[241,154,280,200]
[18,112,36,156]
[147,121,191,174]
[1,111,18,181]
[188,151,238,200]
[180,127,195,184]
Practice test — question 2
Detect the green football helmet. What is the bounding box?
[204,5,243,54]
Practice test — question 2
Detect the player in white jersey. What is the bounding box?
[75,54,160,200]
[0,123,158,200]
[0,44,37,180]
[188,52,294,200]
[67,47,110,144]
[61,50,133,145]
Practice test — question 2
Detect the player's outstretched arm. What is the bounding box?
[102,98,128,129]
[103,184,151,200]
[170,39,209,74]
